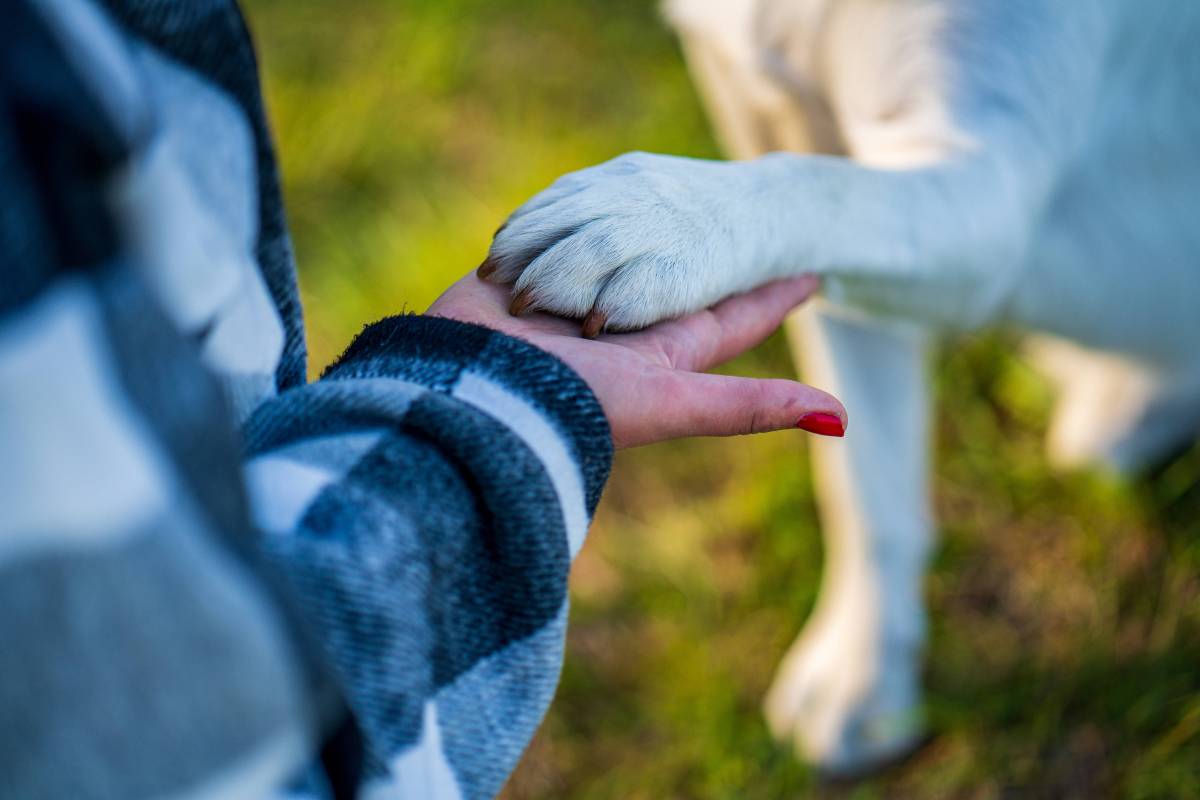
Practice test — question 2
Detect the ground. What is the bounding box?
[244,0,1200,795]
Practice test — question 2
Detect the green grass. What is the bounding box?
[244,1,1200,795]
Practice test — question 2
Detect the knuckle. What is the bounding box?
[746,407,763,436]
[747,383,772,434]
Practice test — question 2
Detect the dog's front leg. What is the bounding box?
[766,303,932,775]
[479,149,1035,336]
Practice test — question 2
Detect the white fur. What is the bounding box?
[487,0,1200,775]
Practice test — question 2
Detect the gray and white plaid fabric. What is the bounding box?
[0,2,612,798]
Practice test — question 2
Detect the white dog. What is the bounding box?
[478,0,1200,777]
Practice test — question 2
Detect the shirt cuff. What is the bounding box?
[320,313,612,523]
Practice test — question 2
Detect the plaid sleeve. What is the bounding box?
[5,1,615,798]
[243,315,612,799]
[0,5,338,797]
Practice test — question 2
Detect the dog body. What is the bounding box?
[484,0,1200,774]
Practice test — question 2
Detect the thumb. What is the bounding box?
[616,371,847,448]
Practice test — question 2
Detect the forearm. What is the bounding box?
[740,150,1040,330]
[242,314,612,800]
[733,0,1113,329]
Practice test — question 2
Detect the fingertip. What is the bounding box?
[778,382,847,436]
[810,388,848,432]
[772,273,822,304]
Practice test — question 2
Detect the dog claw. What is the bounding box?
[509,288,535,316]
[581,310,607,339]
[477,256,499,280]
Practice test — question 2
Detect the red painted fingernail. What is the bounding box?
[796,412,845,437]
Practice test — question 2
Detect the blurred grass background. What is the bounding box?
[243,0,1200,795]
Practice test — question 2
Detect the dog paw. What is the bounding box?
[478,152,770,335]
[764,614,925,778]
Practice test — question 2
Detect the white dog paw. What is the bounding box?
[478,152,771,335]
[764,617,925,778]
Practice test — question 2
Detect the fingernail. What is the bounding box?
[477,256,499,280]
[796,412,845,437]
[509,287,535,316]
[581,310,607,339]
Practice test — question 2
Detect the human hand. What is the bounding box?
[427,272,846,448]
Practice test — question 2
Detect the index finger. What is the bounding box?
[633,275,821,372]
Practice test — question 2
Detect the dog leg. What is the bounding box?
[764,303,932,777]
[482,1,1121,337]
[668,1,936,775]
[1028,337,1200,474]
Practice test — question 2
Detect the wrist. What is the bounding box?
[324,314,613,511]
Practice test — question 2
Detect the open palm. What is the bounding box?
[428,273,846,448]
